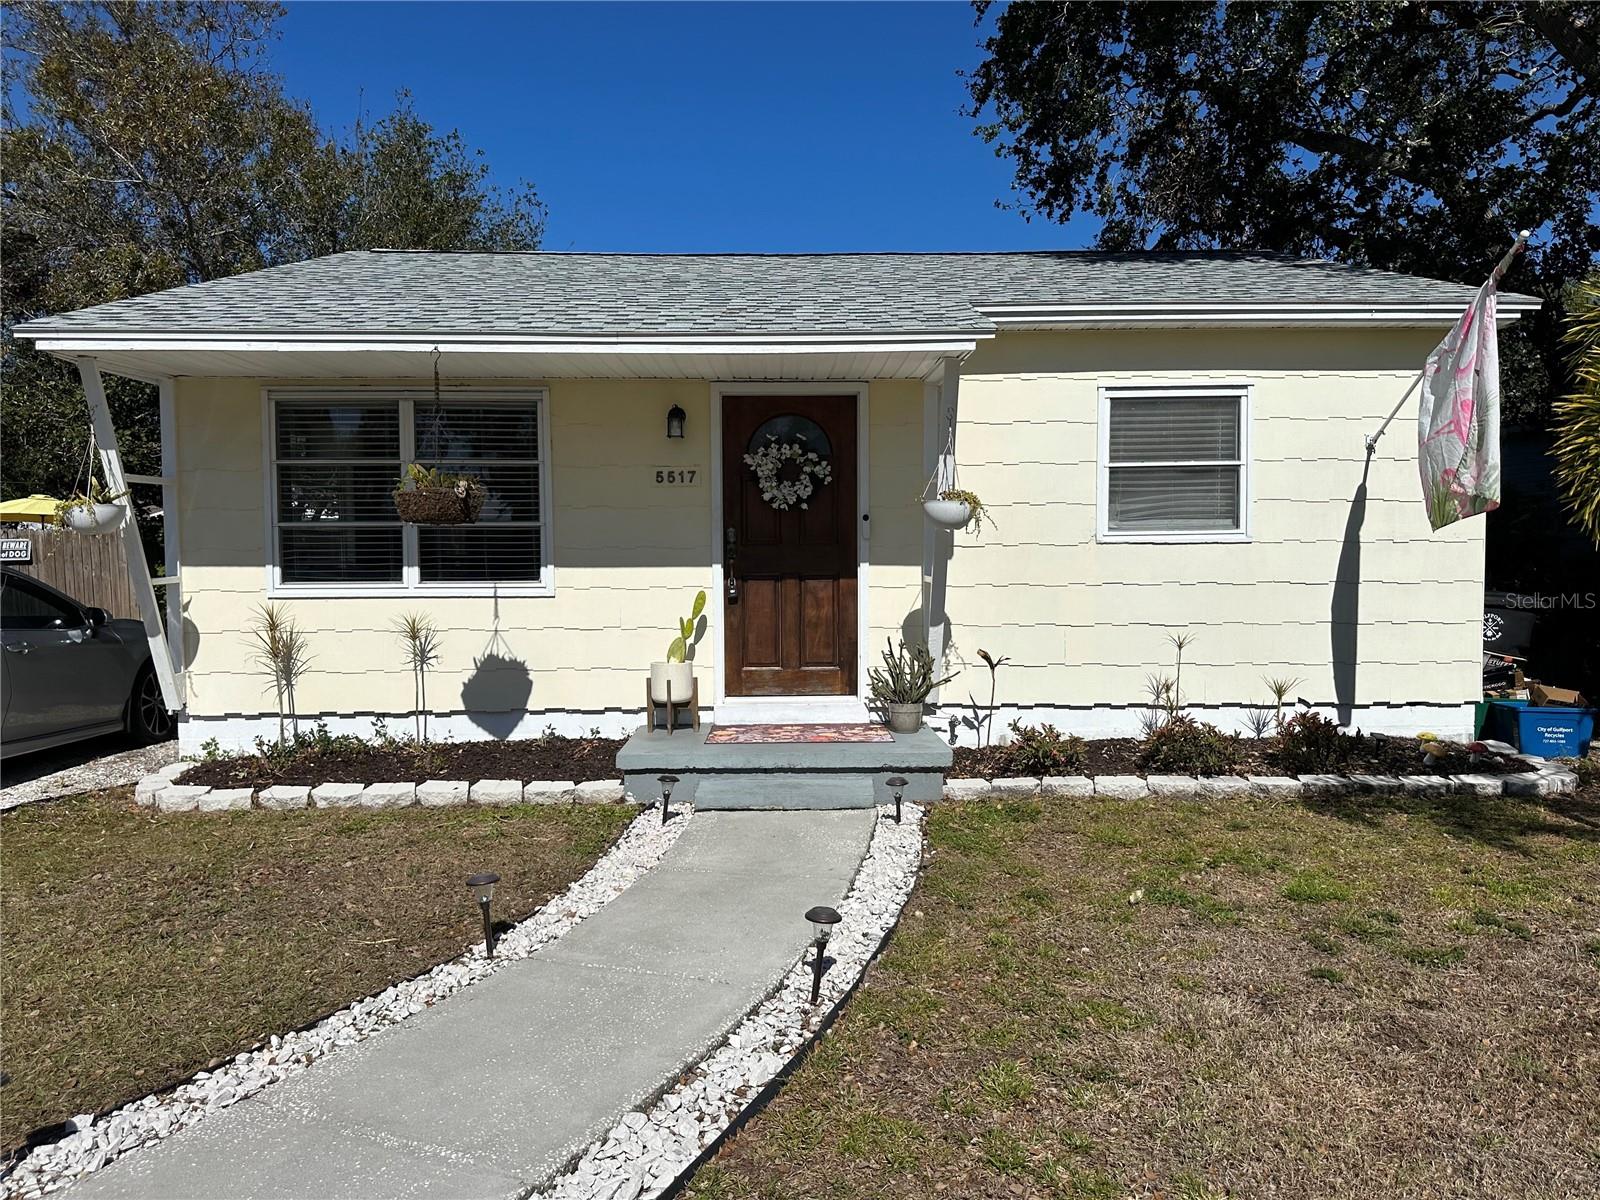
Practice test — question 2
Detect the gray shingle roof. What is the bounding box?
[16,250,1538,339]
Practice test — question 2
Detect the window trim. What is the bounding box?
[1096,382,1252,544]
[263,386,554,598]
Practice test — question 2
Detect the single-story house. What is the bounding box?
[15,250,1542,754]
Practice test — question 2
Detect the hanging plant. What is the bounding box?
[56,480,128,534]
[920,412,990,533]
[393,346,485,525]
[744,434,833,511]
[393,463,485,525]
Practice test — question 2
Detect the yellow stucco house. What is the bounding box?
[15,250,1542,753]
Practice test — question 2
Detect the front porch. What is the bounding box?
[617,723,952,809]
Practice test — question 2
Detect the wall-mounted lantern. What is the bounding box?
[666,405,687,440]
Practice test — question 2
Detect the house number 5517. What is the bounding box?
[653,468,699,485]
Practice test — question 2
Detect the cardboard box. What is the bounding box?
[1529,683,1587,708]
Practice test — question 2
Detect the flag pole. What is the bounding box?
[1363,230,1530,456]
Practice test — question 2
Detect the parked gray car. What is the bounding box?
[0,569,173,758]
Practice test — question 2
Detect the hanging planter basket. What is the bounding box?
[393,480,485,526]
[922,497,973,529]
[391,350,486,525]
[61,501,127,534]
[919,411,990,534]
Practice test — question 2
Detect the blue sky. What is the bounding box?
[275,1,1102,252]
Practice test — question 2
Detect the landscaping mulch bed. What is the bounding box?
[0,789,635,1154]
[177,734,625,789]
[684,778,1600,1200]
[950,732,1536,780]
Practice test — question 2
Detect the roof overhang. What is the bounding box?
[19,331,987,383]
[974,300,1543,330]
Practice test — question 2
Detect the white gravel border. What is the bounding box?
[534,802,925,1200]
[1,742,178,812]
[0,803,691,1199]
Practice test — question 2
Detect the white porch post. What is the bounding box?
[75,357,181,711]
[922,356,960,697]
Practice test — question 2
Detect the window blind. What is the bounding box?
[1105,392,1243,535]
[276,403,403,582]
[273,394,545,588]
[413,404,541,584]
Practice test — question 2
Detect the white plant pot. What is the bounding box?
[62,502,126,533]
[922,498,972,530]
[650,660,694,704]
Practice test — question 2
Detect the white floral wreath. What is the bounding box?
[743,434,834,510]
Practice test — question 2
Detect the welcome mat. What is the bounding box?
[705,723,895,744]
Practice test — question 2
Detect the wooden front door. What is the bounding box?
[723,395,857,696]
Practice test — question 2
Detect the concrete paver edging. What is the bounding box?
[1,805,692,1199]
[132,775,635,813]
[945,760,1578,800]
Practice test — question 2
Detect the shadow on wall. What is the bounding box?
[461,598,532,739]
[1330,455,1371,726]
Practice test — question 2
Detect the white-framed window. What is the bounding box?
[1097,383,1250,542]
[266,387,553,596]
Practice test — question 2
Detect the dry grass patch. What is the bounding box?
[685,786,1599,1200]
[0,788,634,1151]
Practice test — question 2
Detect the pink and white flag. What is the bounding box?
[1416,263,1509,531]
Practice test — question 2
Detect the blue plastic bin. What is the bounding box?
[1485,699,1595,758]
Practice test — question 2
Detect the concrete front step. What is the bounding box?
[617,724,951,809]
[696,773,877,810]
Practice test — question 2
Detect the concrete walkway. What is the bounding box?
[71,810,876,1200]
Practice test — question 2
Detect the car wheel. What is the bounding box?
[128,664,174,743]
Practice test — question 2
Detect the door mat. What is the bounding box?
[705,723,895,744]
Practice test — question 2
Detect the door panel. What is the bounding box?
[723,396,857,697]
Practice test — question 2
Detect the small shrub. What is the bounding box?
[1272,711,1356,774]
[1136,714,1244,775]
[997,720,1086,777]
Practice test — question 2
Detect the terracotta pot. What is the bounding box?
[62,501,126,533]
[922,498,972,529]
[650,660,694,704]
[886,702,924,733]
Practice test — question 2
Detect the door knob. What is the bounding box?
[724,526,739,603]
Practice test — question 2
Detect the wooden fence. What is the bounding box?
[2,524,139,618]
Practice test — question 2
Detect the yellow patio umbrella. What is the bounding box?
[0,494,63,524]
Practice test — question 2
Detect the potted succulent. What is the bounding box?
[56,481,129,533]
[651,589,706,704]
[868,638,957,733]
[393,464,486,525]
[922,488,989,533]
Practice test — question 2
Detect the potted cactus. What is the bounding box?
[651,589,707,704]
[868,638,957,733]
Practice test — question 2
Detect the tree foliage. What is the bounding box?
[967,1,1599,420]
[1552,277,1600,545]
[1,1,544,498]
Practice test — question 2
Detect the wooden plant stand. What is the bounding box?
[645,676,700,734]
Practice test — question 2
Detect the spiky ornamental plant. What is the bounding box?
[666,590,707,663]
[869,639,958,705]
[247,603,312,743]
[1552,276,1600,547]
[394,613,443,742]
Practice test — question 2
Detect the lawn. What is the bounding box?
[0,789,634,1152]
[685,782,1599,1199]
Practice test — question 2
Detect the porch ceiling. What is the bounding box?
[46,344,972,384]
